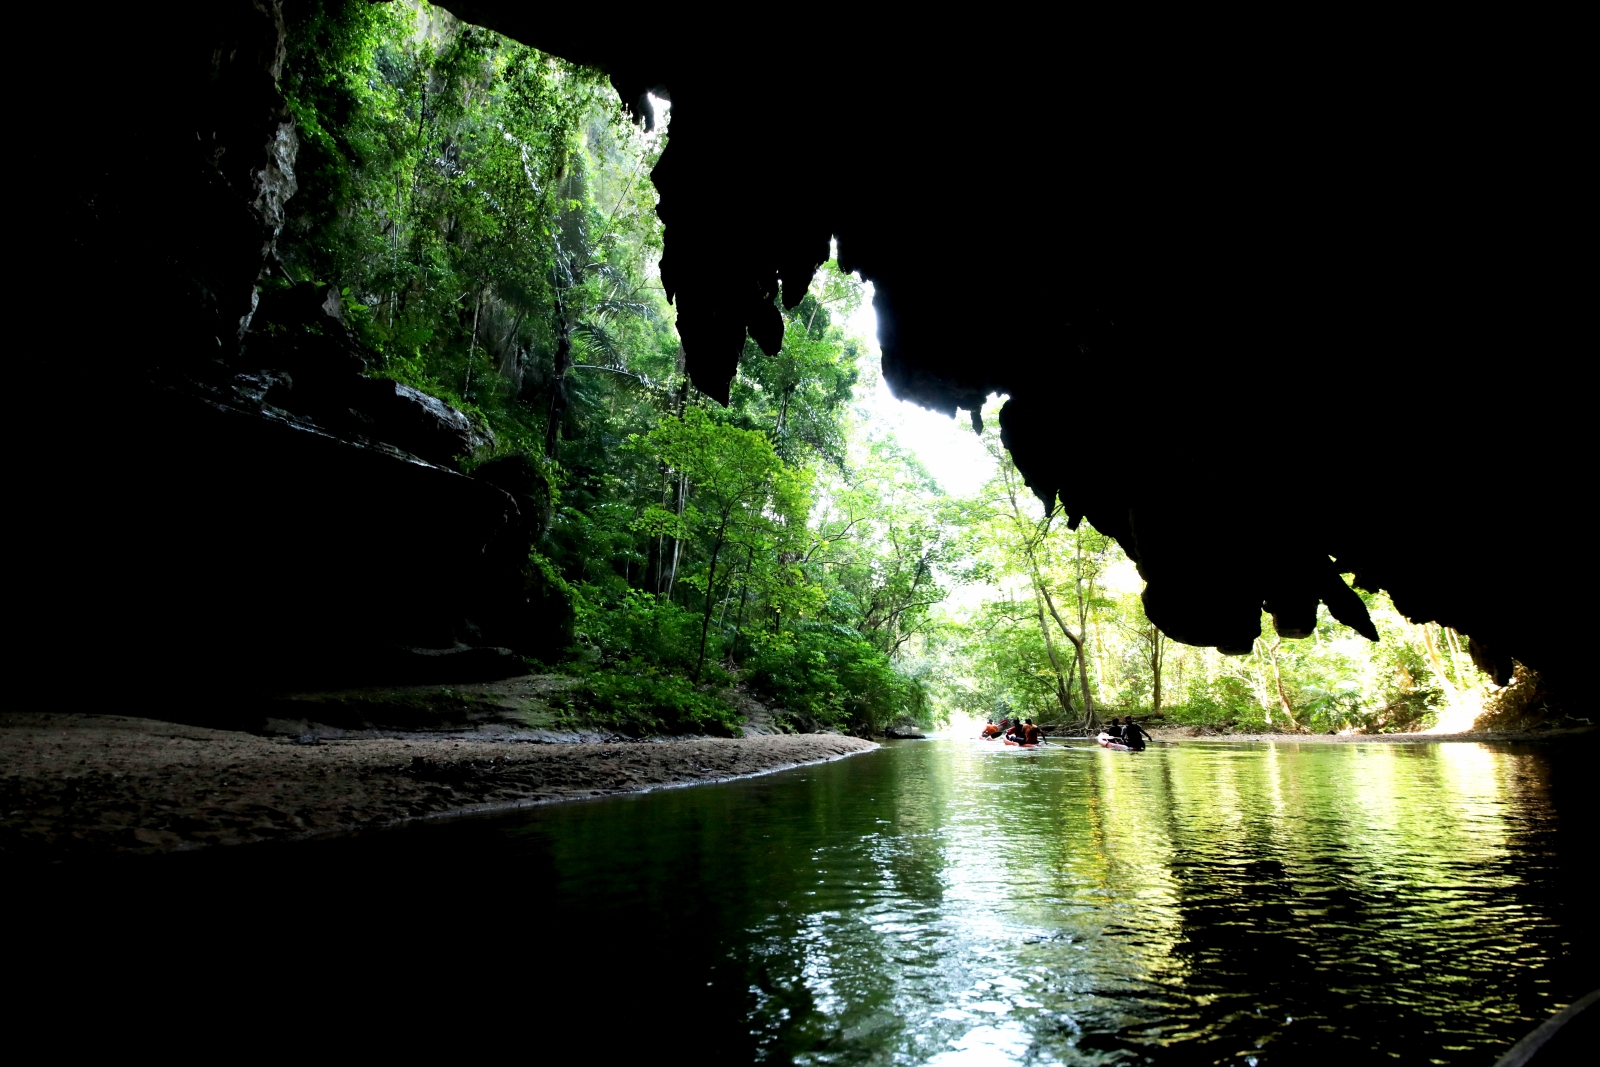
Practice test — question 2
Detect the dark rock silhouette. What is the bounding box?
[30,3,567,693]
[34,3,1579,699]
[445,5,1581,685]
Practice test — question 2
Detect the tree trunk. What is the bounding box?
[658,356,690,599]
[645,533,661,594]
[1073,632,1096,730]
[664,471,686,600]
[1423,625,1462,712]
[695,520,729,680]
[1444,625,1470,688]
[498,310,526,380]
[732,545,756,644]
[1150,626,1165,715]
[463,290,483,399]
[647,462,671,594]
[776,385,794,435]
[1040,584,1095,730]
[999,462,1093,729]
[715,558,743,631]
[1266,638,1300,730]
[1032,589,1074,718]
[543,304,572,461]
[1074,529,1100,709]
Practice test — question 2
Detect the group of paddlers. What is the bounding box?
[980,717,1043,745]
[1102,717,1152,751]
[978,715,1153,750]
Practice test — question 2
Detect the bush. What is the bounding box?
[744,623,920,736]
[1164,676,1270,732]
[560,590,739,736]
[1475,662,1570,730]
[1165,696,1251,731]
[565,667,741,737]
[575,589,712,674]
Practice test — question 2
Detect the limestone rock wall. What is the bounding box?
[35,3,570,698]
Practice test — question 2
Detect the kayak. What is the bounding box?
[1004,739,1039,749]
[1097,732,1136,751]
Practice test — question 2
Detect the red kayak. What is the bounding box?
[1004,739,1040,749]
[1097,732,1135,751]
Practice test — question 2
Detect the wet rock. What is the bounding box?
[244,282,490,470]
[371,380,493,464]
[383,646,528,685]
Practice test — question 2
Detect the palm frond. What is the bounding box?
[571,320,626,367]
[591,298,657,321]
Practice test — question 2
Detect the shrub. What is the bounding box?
[1164,676,1270,732]
[744,623,919,736]
[560,590,739,736]
[575,589,710,674]
[565,667,741,737]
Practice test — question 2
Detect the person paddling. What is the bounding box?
[1020,718,1042,745]
[1120,716,1151,751]
[981,719,1002,739]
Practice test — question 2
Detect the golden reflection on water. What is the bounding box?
[753,739,1582,1065]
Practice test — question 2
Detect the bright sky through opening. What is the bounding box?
[844,281,995,499]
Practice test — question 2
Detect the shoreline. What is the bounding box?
[0,712,876,861]
[955,724,1596,746]
[1128,726,1594,745]
[372,741,879,832]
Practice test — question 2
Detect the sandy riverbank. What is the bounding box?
[0,712,875,860]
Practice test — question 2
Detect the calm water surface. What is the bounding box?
[38,738,1598,1063]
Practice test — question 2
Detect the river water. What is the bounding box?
[26,738,1596,1062]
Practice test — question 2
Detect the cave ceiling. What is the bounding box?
[441,6,1581,681]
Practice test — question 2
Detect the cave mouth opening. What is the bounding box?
[39,1,1579,739]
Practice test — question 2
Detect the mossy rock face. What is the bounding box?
[263,690,489,731]
[256,675,576,737]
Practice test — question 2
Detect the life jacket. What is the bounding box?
[982,724,1001,737]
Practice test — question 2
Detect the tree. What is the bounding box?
[1114,593,1168,716]
[640,409,809,680]
[989,447,1099,729]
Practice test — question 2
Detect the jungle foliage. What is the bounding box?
[280,3,1495,739]
[278,3,932,736]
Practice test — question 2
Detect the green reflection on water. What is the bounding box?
[17,737,1590,1066]
[500,738,1590,1064]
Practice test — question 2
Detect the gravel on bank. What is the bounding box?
[0,713,876,860]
